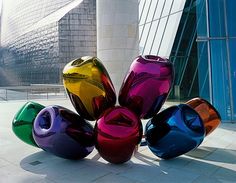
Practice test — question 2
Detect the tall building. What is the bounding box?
[0,0,96,86]
[139,0,236,122]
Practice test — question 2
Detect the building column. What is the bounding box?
[96,0,139,94]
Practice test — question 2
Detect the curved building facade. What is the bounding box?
[97,0,139,92]
[0,0,96,86]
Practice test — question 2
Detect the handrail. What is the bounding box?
[0,84,67,101]
[0,84,64,90]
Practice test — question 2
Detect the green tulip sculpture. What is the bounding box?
[12,101,45,147]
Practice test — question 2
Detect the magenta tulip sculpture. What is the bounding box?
[94,106,143,164]
[119,55,174,119]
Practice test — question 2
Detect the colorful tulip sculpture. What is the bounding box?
[186,98,221,136]
[33,105,95,159]
[63,56,116,121]
[94,106,142,164]
[12,101,45,147]
[145,104,205,159]
[119,55,174,119]
[12,55,221,163]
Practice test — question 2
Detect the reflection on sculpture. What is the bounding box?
[33,105,95,159]
[119,55,174,119]
[12,55,222,163]
[145,104,205,159]
[94,106,142,164]
[186,97,221,136]
[63,56,116,121]
[12,101,45,147]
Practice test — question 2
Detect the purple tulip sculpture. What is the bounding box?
[33,105,95,159]
[119,55,174,119]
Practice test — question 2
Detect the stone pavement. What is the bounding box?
[0,99,235,183]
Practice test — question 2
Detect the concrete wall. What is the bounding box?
[97,0,139,94]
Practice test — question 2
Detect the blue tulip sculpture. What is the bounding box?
[145,104,205,159]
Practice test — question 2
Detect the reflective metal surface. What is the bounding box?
[94,106,142,164]
[63,56,116,121]
[119,55,174,119]
[145,104,205,159]
[33,105,95,159]
[0,0,96,86]
[186,97,221,136]
[12,101,45,147]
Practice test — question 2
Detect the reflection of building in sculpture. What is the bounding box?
[139,0,236,122]
[0,0,96,86]
[139,0,197,99]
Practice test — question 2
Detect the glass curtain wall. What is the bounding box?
[139,0,186,57]
[197,0,236,122]
[139,0,199,100]
[169,0,198,99]
[139,0,236,121]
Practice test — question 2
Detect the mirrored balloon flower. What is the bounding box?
[12,101,45,147]
[119,55,174,119]
[63,56,116,121]
[33,105,95,160]
[145,104,205,159]
[186,97,221,136]
[94,106,143,164]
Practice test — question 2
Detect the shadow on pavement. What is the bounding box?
[20,146,236,183]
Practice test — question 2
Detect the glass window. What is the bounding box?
[162,0,174,17]
[142,20,159,55]
[159,13,183,57]
[150,17,168,55]
[139,0,146,20]
[208,0,226,37]
[225,0,236,37]
[228,39,236,120]
[210,40,231,120]
[146,0,158,23]
[139,23,151,51]
[196,0,207,37]
[153,0,165,20]
[139,0,152,25]
[171,0,186,14]
[139,25,144,40]
[197,41,210,101]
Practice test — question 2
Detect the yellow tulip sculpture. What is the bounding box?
[63,56,116,120]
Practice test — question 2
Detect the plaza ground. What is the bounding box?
[0,99,235,183]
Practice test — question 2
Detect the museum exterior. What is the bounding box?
[0,0,235,122]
